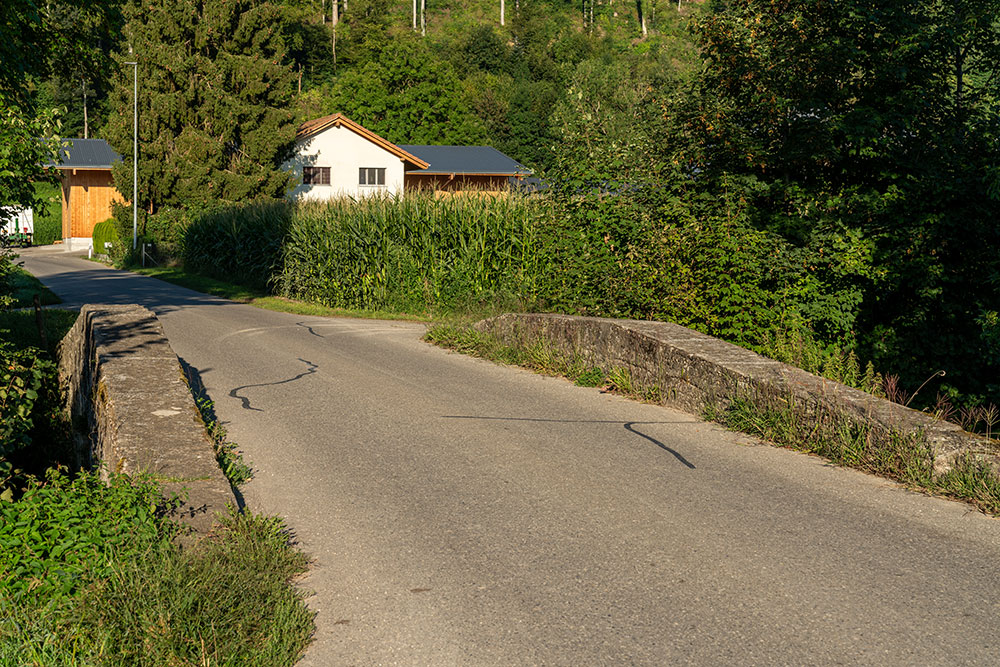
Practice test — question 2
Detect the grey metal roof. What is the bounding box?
[48,138,121,169]
[398,145,530,176]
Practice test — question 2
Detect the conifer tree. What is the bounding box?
[105,0,298,212]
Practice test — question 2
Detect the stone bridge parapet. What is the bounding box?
[477,313,1000,475]
[58,304,233,534]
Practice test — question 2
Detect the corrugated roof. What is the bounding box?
[399,145,530,176]
[48,138,121,169]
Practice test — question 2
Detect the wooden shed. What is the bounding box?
[399,144,530,196]
[51,139,125,250]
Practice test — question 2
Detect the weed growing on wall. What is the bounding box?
[708,391,1000,515]
[194,396,254,488]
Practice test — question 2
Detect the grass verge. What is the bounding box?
[132,266,432,322]
[7,266,61,308]
[0,309,78,355]
[426,322,1000,515]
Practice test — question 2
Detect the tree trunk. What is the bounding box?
[298,64,302,95]
[321,0,325,23]
[331,0,339,71]
[636,0,646,36]
[421,0,426,36]
[82,78,89,139]
[501,0,505,26]
[955,45,965,115]
[413,0,417,31]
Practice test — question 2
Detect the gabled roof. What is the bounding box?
[49,138,121,169]
[398,145,531,176]
[296,113,429,170]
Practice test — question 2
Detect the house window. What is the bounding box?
[359,167,386,186]
[303,166,330,185]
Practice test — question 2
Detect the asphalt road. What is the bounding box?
[19,247,1000,666]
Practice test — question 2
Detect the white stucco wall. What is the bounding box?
[283,125,405,201]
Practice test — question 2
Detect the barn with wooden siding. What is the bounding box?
[51,139,125,250]
[399,145,530,195]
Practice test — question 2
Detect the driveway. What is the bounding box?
[19,247,1000,665]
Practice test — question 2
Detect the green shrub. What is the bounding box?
[0,468,174,601]
[91,219,119,254]
[534,190,788,344]
[31,181,62,246]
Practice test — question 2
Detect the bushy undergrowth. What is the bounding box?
[276,194,541,313]
[1,308,77,492]
[0,469,173,601]
[0,476,314,666]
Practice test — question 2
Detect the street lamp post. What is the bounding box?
[124,61,137,250]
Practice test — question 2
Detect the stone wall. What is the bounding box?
[59,304,233,534]
[477,313,1000,474]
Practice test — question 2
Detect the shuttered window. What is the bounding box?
[359,167,386,186]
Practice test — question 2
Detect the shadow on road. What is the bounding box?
[442,415,697,468]
[228,358,319,412]
[19,256,245,317]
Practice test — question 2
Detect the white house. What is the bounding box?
[284,113,530,199]
[284,113,429,200]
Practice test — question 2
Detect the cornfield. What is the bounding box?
[275,193,544,312]
[183,201,293,290]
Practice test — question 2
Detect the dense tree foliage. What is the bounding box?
[103,0,300,212]
[0,0,121,209]
[688,0,1000,404]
